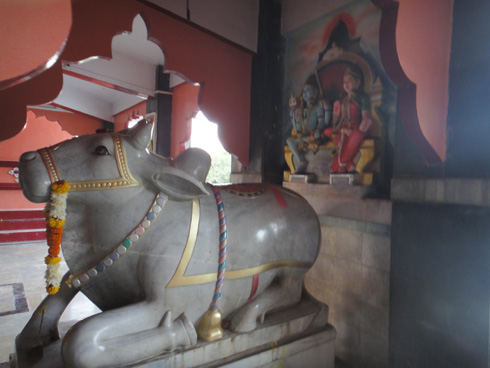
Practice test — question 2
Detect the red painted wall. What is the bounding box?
[31,108,103,136]
[0,0,71,89]
[396,0,453,160]
[171,83,200,158]
[113,101,147,132]
[0,109,101,209]
[0,111,72,209]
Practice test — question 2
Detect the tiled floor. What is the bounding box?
[0,242,100,365]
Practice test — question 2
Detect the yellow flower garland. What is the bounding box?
[44,180,69,295]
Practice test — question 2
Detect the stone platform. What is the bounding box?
[11,298,335,368]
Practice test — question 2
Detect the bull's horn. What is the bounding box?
[129,119,153,150]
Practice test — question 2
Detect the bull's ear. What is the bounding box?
[152,167,211,200]
[127,119,153,150]
[174,148,211,183]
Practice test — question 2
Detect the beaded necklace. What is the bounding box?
[66,192,166,288]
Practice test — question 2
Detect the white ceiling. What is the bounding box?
[51,14,182,122]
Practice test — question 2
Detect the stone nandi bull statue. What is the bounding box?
[17,121,325,367]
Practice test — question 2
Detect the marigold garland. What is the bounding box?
[43,180,69,295]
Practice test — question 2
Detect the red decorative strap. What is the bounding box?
[38,148,61,184]
[248,274,259,301]
[265,184,288,208]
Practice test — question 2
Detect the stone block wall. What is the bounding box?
[305,216,390,368]
[283,182,391,368]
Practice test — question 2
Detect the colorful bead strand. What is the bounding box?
[210,186,227,311]
[196,185,228,341]
[67,193,166,288]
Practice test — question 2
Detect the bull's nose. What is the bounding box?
[20,151,37,162]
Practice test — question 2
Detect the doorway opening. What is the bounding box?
[190,111,231,184]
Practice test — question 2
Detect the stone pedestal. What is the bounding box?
[11,298,335,368]
[283,139,377,185]
[329,173,359,185]
[289,174,316,183]
[283,182,391,368]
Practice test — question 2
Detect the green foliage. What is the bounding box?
[206,151,231,184]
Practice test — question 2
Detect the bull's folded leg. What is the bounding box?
[230,270,304,333]
[62,302,197,368]
[16,272,78,350]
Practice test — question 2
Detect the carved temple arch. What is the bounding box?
[372,0,450,163]
[0,0,253,166]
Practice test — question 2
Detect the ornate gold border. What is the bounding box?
[166,199,201,288]
[166,199,312,288]
[67,135,141,191]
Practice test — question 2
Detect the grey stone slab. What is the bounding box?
[322,257,363,298]
[392,178,490,207]
[308,271,362,322]
[424,178,445,203]
[361,266,390,308]
[446,178,483,206]
[361,199,392,226]
[319,226,337,256]
[0,285,15,314]
[360,330,388,368]
[304,275,335,307]
[391,177,425,202]
[329,291,362,327]
[186,326,335,368]
[361,233,391,272]
[320,216,391,235]
[333,318,361,368]
[360,301,389,339]
[320,226,363,263]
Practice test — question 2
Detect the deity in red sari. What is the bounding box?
[324,67,372,173]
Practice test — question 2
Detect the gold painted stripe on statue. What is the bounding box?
[168,260,313,288]
[166,199,201,288]
[68,179,141,191]
[166,199,312,288]
[113,135,140,185]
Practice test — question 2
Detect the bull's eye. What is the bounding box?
[94,145,110,156]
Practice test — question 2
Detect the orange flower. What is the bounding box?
[48,246,61,257]
[46,226,63,235]
[46,227,63,250]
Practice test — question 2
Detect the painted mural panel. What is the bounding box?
[285,2,381,98]
[283,0,396,187]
